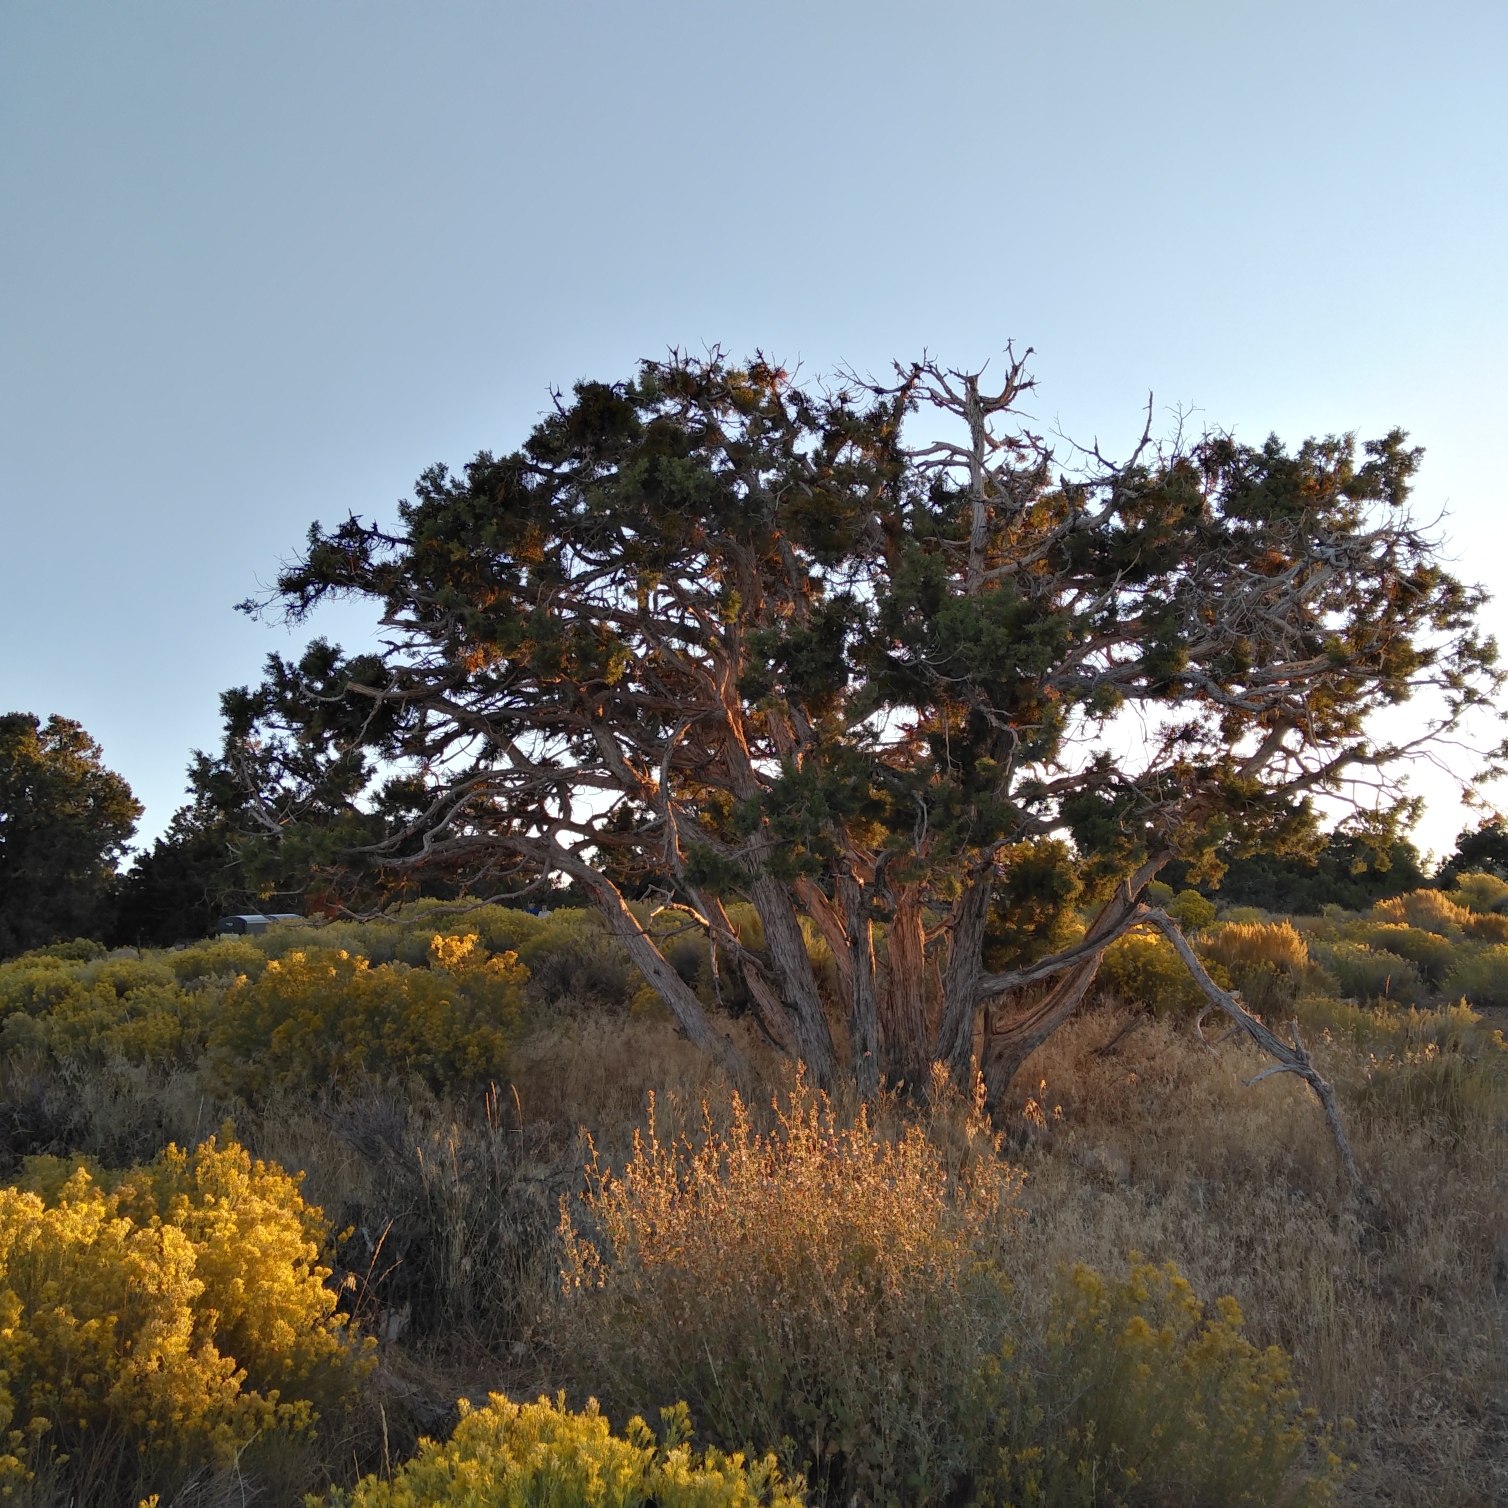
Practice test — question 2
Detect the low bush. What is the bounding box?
[1199,921,1313,1013]
[1307,941,1429,1007]
[1442,943,1508,1010]
[1339,923,1456,984]
[1443,870,1508,914]
[1217,905,1272,924]
[970,1258,1345,1507]
[1097,932,1211,1014]
[208,936,525,1095]
[1372,889,1470,937]
[321,1393,805,1508]
[558,1083,1021,1506]
[279,906,646,1012]
[1462,910,1508,943]
[0,1135,370,1489]
[1166,888,1217,931]
[1201,920,1309,976]
[0,933,527,1099]
[1144,885,1216,931]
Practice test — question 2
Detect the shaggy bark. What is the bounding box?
[935,869,995,1083]
[748,877,837,1088]
[838,873,881,1098]
[882,890,929,1089]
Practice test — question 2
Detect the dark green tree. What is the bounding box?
[0,713,142,956]
[1437,817,1508,884]
[230,351,1501,1172]
[1183,831,1427,914]
[114,683,401,945]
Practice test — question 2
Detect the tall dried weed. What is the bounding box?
[557,1078,1022,1506]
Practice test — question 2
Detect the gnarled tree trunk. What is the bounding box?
[881,888,929,1089]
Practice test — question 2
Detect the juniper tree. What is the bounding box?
[235,350,1501,1180]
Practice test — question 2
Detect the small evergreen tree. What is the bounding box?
[0,712,140,956]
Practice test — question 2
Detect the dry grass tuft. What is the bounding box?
[556,1077,1022,1506]
[1203,919,1311,974]
[1002,1004,1507,1506]
[1372,889,1472,937]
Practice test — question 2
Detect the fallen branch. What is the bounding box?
[1140,907,1371,1202]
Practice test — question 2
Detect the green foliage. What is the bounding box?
[1309,941,1429,1007]
[1187,833,1428,915]
[0,713,141,958]
[1097,932,1213,1015]
[558,1084,1021,1505]
[1442,944,1508,1010]
[971,1258,1343,1507]
[0,1136,369,1482]
[983,841,1085,972]
[1436,817,1508,884]
[1165,889,1217,931]
[320,1394,804,1508]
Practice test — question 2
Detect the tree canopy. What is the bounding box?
[0,712,141,957]
[231,350,1502,1105]
[1436,817,1508,885]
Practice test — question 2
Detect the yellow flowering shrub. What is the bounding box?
[208,935,524,1094]
[559,1084,1021,1505]
[1097,932,1211,1014]
[0,933,527,1098]
[0,1136,370,1483]
[971,1258,1345,1507]
[319,1393,804,1508]
[0,951,214,1067]
[165,936,271,985]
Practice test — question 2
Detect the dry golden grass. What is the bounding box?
[504,1011,773,1160]
[224,1004,1506,1504]
[1000,1005,1508,1507]
[1202,919,1311,974]
[556,1075,1022,1505]
[1,937,1501,1505]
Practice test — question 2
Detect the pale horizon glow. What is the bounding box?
[3,2,1506,865]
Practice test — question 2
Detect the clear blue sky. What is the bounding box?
[3,2,1505,859]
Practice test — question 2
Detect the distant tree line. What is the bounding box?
[4,698,1498,961]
